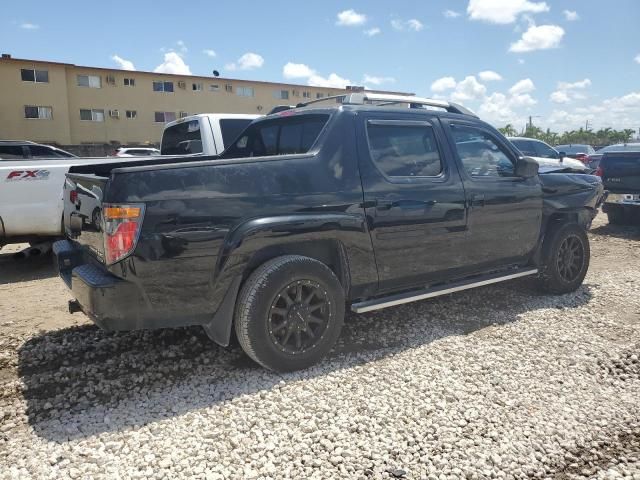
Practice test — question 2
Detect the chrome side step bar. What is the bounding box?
[351,268,538,313]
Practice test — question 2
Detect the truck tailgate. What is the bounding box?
[64,173,109,262]
[601,152,640,193]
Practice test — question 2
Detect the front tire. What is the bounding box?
[537,223,590,294]
[234,255,345,372]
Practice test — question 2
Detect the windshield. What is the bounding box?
[222,114,329,159]
[161,120,203,155]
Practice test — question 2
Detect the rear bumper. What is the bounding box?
[53,240,148,331]
[603,193,640,212]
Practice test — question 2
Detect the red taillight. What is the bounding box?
[103,203,144,264]
[595,166,603,177]
[69,190,78,203]
[575,153,589,164]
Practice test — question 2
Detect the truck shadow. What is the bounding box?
[16,279,593,443]
[589,223,640,241]
[0,250,57,285]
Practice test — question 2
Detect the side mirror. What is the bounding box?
[558,151,566,161]
[515,156,539,178]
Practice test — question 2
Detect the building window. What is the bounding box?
[154,111,176,123]
[303,91,311,98]
[224,84,233,92]
[192,83,203,91]
[77,75,102,88]
[316,93,325,99]
[237,86,255,97]
[80,109,105,122]
[124,78,135,87]
[24,105,52,119]
[153,81,174,92]
[21,68,49,83]
[209,84,219,92]
[126,110,137,119]
[273,90,289,100]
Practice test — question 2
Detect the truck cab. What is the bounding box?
[160,113,262,156]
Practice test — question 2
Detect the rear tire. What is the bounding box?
[234,255,345,372]
[537,223,590,294]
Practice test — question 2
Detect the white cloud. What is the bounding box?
[336,9,367,26]
[20,22,39,30]
[363,74,396,86]
[451,76,487,103]
[308,73,352,89]
[431,76,457,92]
[407,19,424,31]
[154,52,191,75]
[547,92,640,131]
[518,58,526,64]
[509,78,535,95]
[563,10,579,21]
[550,78,591,104]
[509,24,565,53]
[467,0,549,24]
[111,54,136,71]
[391,18,423,31]
[634,54,640,64]
[443,10,461,19]
[202,49,217,58]
[176,40,188,53]
[478,70,502,82]
[225,52,264,71]
[283,62,316,79]
[364,27,381,37]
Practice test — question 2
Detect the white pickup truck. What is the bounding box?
[0,113,260,250]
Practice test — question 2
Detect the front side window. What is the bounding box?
[533,141,559,159]
[452,126,515,178]
[224,114,329,158]
[29,145,67,158]
[77,75,101,88]
[511,139,537,157]
[24,106,52,119]
[80,109,105,121]
[367,123,443,178]
[21,69,49,83]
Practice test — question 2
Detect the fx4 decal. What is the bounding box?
[5,170,51,181]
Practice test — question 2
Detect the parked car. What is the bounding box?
[112,147,160,157]
[160,113,262,156]
[56,92,604,372]
[597,149,640,224]
[0,114,257,249]
[588,143,640,170]
[0,140,76,160]
[507,137,589,172]
[555,144,596,164]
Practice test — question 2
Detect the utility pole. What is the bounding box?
[585,120,591,131]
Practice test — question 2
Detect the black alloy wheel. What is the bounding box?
[556,235,585,283]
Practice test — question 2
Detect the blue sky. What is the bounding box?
[3,0,640,133]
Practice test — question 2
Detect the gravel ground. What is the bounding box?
[0,214,639,479]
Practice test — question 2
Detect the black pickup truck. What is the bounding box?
[598,150,640,224]
[54,93,604,371]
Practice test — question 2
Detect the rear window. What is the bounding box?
[219,119,254,149]
[28,145,72,158]
[557,144,594,154]
[223,114,329,159]
[161,120,203,155]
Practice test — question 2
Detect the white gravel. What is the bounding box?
[1,220,639,479]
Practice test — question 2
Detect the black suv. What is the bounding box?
[55,93,605,371]
[0,140,76,160]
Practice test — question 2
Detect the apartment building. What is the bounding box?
[0,54,410,147]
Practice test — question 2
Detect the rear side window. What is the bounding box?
[0,145,25,159]
[367,123,442,177]
[219,119,254,148]
[161,120,203,155]
[224,114,329,158]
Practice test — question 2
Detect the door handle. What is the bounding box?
[375,199,394,210]
[470,194,485,207]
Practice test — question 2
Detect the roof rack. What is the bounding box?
[293,92,477,117]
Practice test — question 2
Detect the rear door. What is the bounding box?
[357,112,468,292]
[444,121,542,271]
